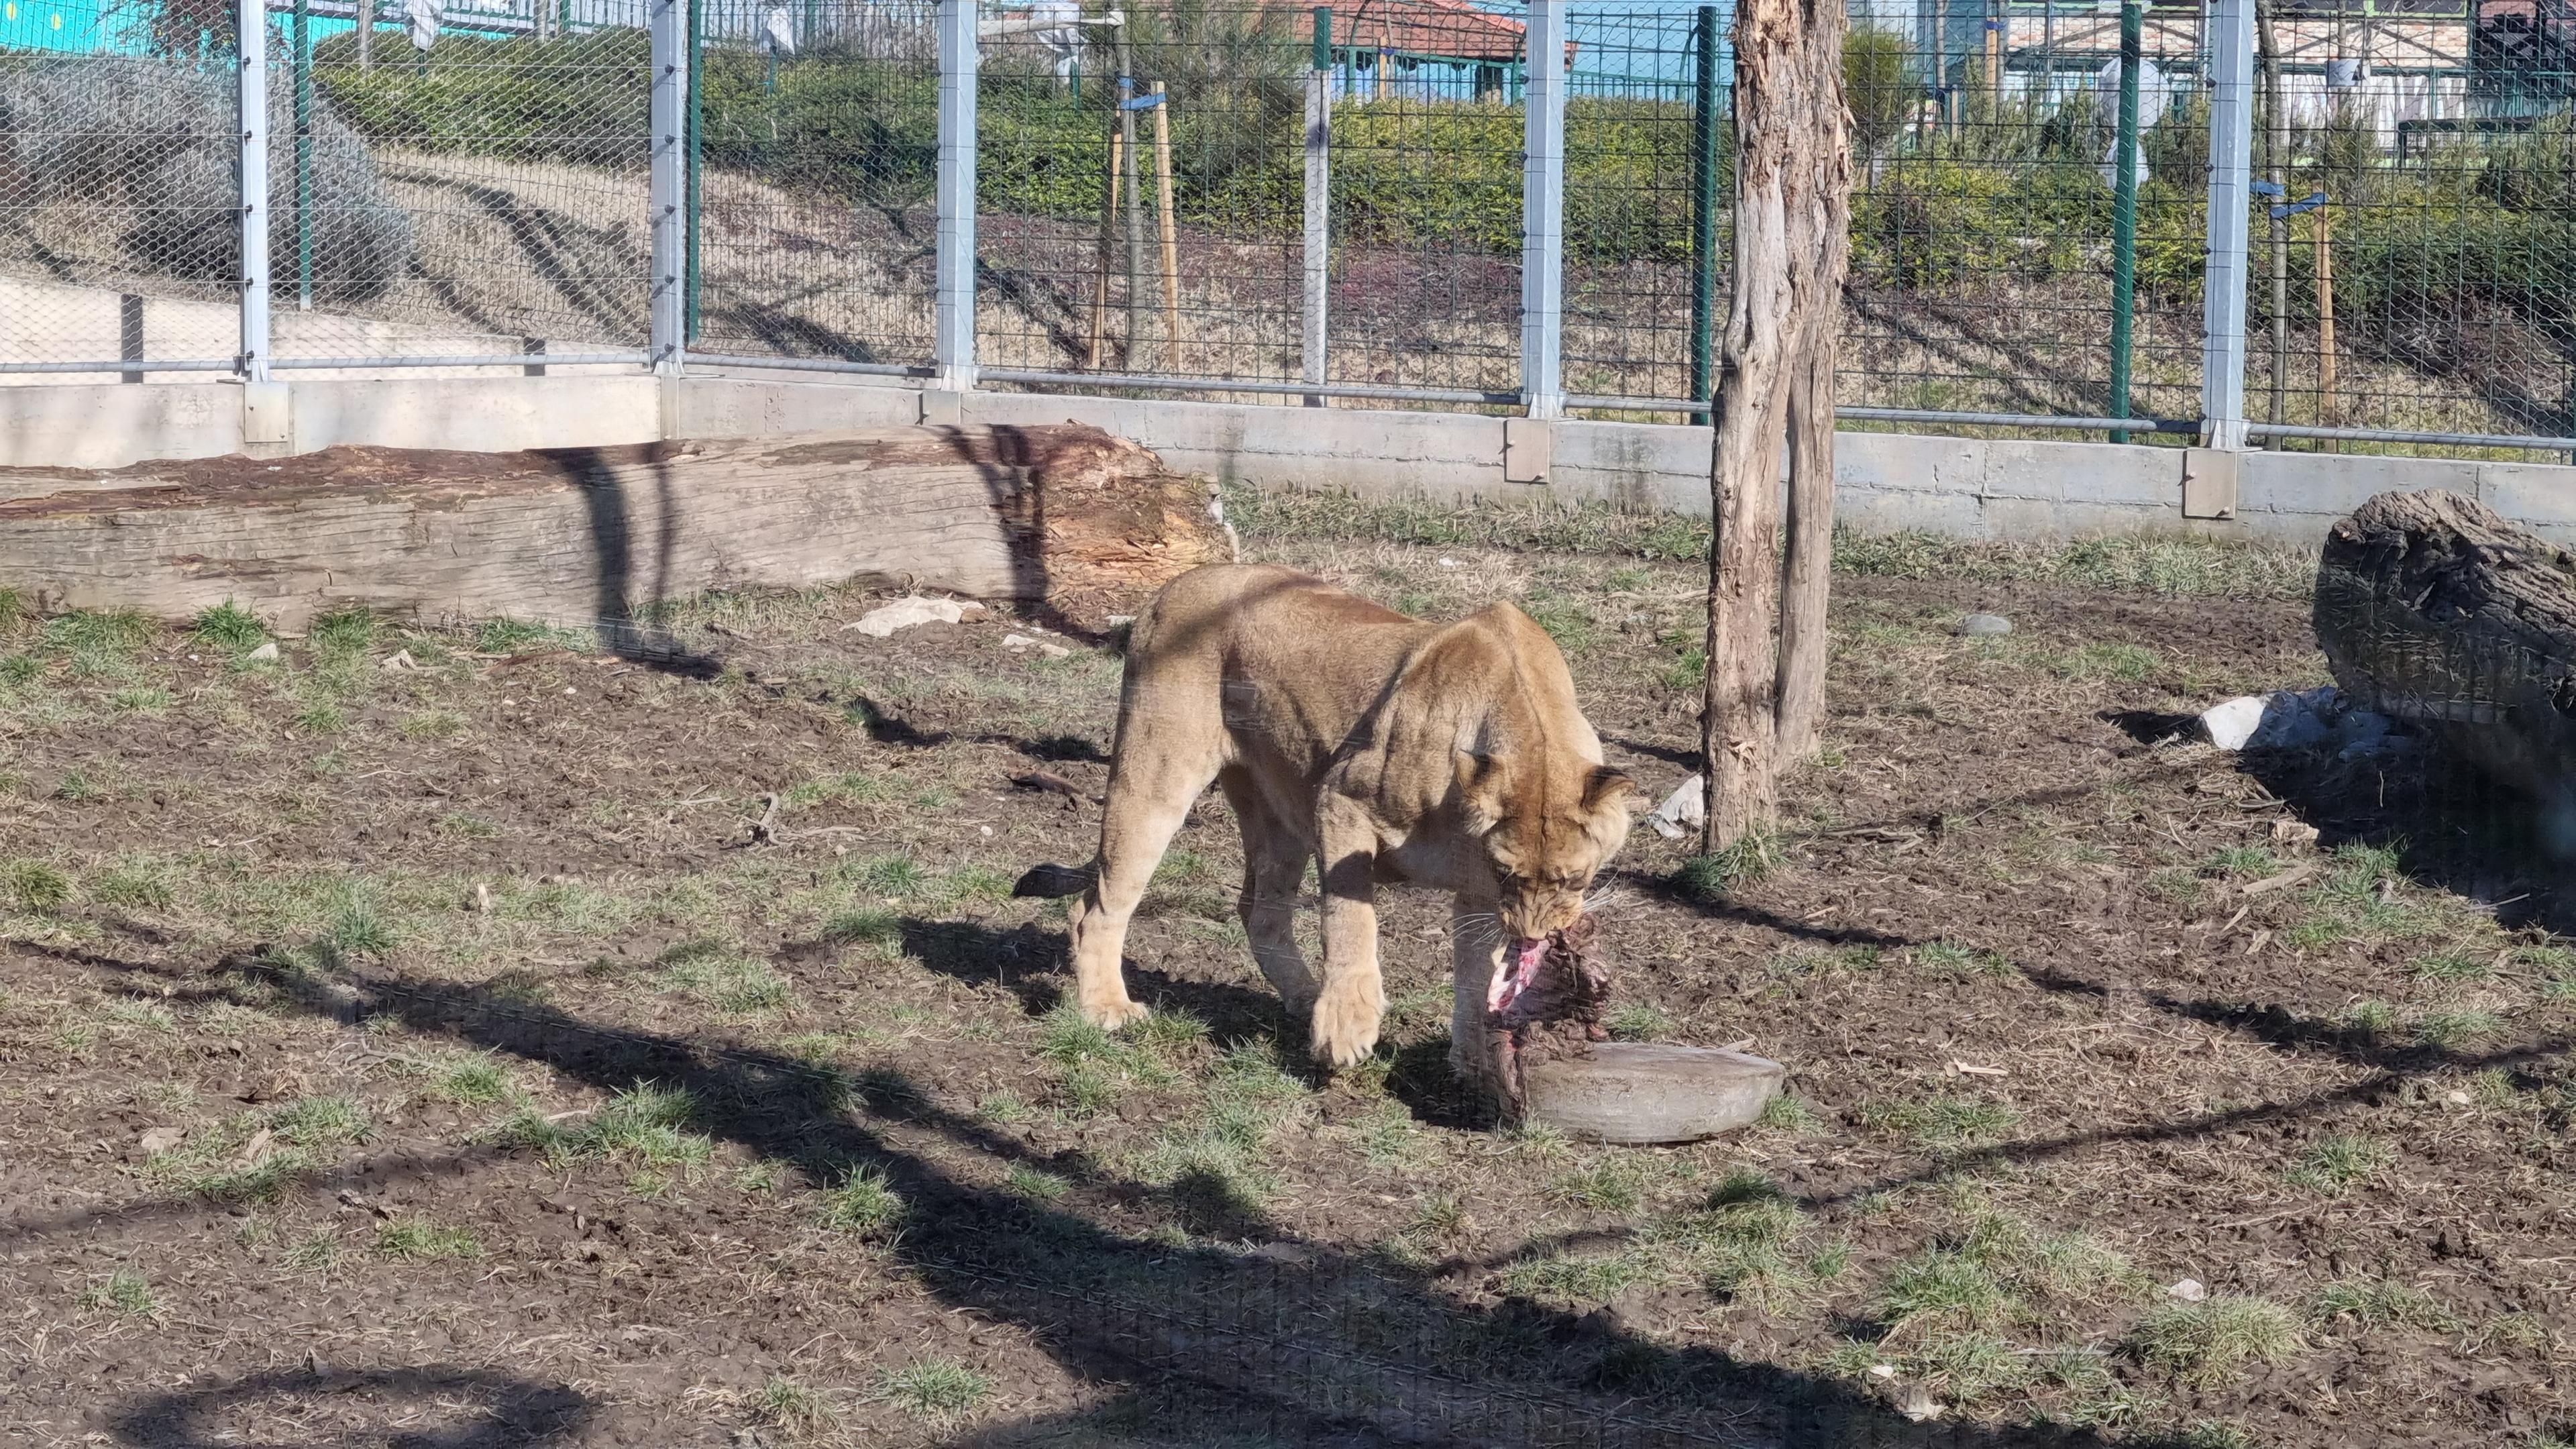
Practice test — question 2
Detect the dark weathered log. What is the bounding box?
[2316,488,2576,800]
[0,424,1233,631]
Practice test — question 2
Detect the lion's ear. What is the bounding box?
[1582,766,1640,814]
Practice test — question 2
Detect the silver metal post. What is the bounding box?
[2199,0,2253,449]
[649,0,686,375]
[933,0,979,390]
[1517,0,1564,419]
[1300,20,1332,407]
[237,0,270,383]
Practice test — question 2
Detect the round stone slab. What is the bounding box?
[1521,1044,1787,1144]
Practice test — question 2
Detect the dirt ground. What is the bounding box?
[0,494,2569,1449]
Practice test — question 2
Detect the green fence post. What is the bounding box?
[685,0,704,341]
[292,0,313,310]
[2108,0,2141,442]
[1687,3,1719,421]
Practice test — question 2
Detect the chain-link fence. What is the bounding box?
[2251,6,2576,457]
[9,0,2576,458]
[0,0,243,378]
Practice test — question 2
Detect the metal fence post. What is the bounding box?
[2199,0,2253,448]
[1686,3,1721,423]
[1301,7,1332,407]
[1518,0,1565,420]
[2107,0,2141,443]
[933,0,979,392]
[649,0,686,375]
[237,0,271,383]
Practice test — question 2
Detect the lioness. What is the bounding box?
[1034,563,1636,1071]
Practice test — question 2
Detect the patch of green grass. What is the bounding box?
[4,858,74,913]
[327,901,398,957]
[1654,1171,1815,1303]
[2129,1296,2302,1385]
[434,811,499,838]
[309,607,379,657]
[818,1166,904,1233]
[856,855,928,897]
[1877,1248,2013,1330]
[108,686,173,715]
[1909,1328,2028,1404]
[751,1376,840,1436]
[1131,1008,1212,1058]
[1005,1165,1070,1202]
[2285,1134,2391,1195]
[191,600,268,653]
[2037,641,2160,684]
[1674,831,1776,901]
[974,1091,1032,1124]
[1411,1192,1468,1240]
[373,1220,482,1260]
[1911,941,2015,981]
[283,1230,342,1270]
[78,1269,154,1316]
[292,698,348,735]
[400,708,466,740]
[89,858,175,910]
[2418,1008,2502,1049]
[1547,1159,1644,1214]
[0,653,40,684]
[494,1083,714,1174]
[44,608,153,660]
[2200,845,2278,876]
[874,1358,991,1421]
[651,943,794,1012]
[1660,647,1707,692]
[269,1094,373,1148]
[427,1055,515,1106]
[2411,949,2493,983]
[1605,1002,1675,1041]
[1518,589,1597,651]
[474,617,588,654]
[822,907,902,947]
[1499,1248,1656,1303]
[1857,1093,2019,1148]
[2341,999,2399,1032]
[2313,1277,2459,1332]
[1758,1093,1822,1132]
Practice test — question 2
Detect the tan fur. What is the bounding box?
[1066,564,1636,1069]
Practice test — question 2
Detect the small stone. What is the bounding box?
[1105,614,1136,628]
[1002,633,1036,651]
[1866,1363,1898,1380]
[1894,1384,1943,1422]
[563,687,577,696]
[2444,1089,2471,1106]
[378,649,419,672]
[2198,696,2270,751]
[138,1126,184,1155]
[979,825,994,838]
[2168,1277,2208,1302]
[246,641,280,663]
[2269,818,2320,849]
[849,596,970,638]
[1036,642,1072,660]
[1956,612,2012,637]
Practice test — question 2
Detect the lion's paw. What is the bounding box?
[1307,983,1383,1069]
[1079,994,1151,1032]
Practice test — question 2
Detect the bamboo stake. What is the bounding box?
[1150,82,1183,373]
[2316,202,2338,453]
[1085,127,1126,369]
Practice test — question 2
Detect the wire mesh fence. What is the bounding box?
[2249,5,2576,457]
[272,0,653,368]
[686,0,938,372]
[11,0,2576,456]
[0,0,244,377]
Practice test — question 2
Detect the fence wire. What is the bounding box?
[9,0,2576,458]
[687,0,937,371]
[0,1,242,377]
[2251,8,2576,458]
[272,1,651,370]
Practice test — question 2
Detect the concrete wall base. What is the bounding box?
[6,370,2571,547]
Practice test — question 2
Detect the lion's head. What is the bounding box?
[1457,751,1635,1013]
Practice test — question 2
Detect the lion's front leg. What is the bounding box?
[1448,891,1507,1087]
[1309,802,1384,1069]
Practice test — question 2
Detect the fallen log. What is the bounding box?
[2314,488,2576,801]
[0,424,1234,631]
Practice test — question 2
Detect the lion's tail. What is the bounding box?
[1010,862,1095,899]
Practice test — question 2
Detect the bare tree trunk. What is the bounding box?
[1701,0,1852,849]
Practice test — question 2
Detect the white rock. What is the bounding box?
[1866,1363,1898,1380]
[138,1126,185,1155]
[246,641,280,663]
[1036,642,1072,660]
[1894,1384,1943,1422]
[2168,1277,2208,1302]
[2200,696,2269,750]
[849,596,970,638]
[1002,633,1037,651]
[2202,687,2345,751]
[1438,557,1460,568]
[1106,614,1136,628]
[2444,1089,2471,1106]
[379,649,420,672]
[1645,773,1705,840]
[1957,612,2012,637]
